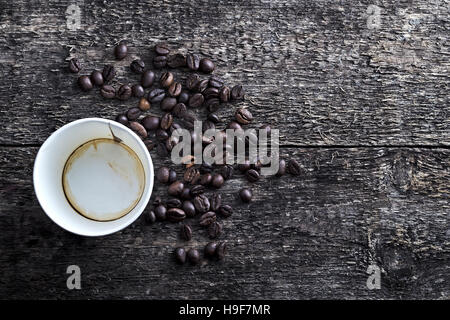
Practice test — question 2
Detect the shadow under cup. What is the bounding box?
[33,118,154,236]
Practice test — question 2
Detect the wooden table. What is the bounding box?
[0,0,448,299]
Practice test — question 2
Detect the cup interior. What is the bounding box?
[33,118,154,236]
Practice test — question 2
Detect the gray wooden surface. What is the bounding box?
[0,0,448,299]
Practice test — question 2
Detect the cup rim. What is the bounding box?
[33,117,154,237]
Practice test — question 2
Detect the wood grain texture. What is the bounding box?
[0,0,448,300]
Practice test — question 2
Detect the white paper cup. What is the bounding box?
[33,118,154,236]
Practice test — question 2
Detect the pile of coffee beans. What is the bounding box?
[68,41,302,266]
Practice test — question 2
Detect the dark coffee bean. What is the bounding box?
[117,84,132,101]
[204,242,218,258]
[218,204,233,218]
[186,74,200,91]
[155,43,170,56]
[160,113,173,130]
[239,188,252,202]
[167,208,186,222]
[138,97,151,111]
[182,200,196,217]
[194,194,210,213]
[101,85,116,99]
[184,167,200,184]
[167,198,182,208]
[288,159,301,175]
[156,129,169,141]
[168,181,184,197]
[142,115,160,131]
[219,164,233,180]
[219,86,231,102]
[115,114,129,126]
[68,58,81,73]
[210,193,222,212]
[194,79,209,93]
[211,173,224,188]
[156,166,170,183]
[102,65,116,82]
[216,242,227,260]
[126,107,141,121]
[209,76,224,88]
[245,169,260,182]
[132,84,145,98]
[173,103,187,118]
[227,121,242,130]
[200,162,213,173]
[207,113,220,123]
[276,159,286,176]
[148,88,166,104]
[202,121,215,133]
[167,53,186,68]
[199,58,215,73]
[114,42,128,60]
[204,98,220,113]
[208,221,222,239]
[190,185,205,197]
[186,53,200,71]
[153,196,163,206]
[160,71,174,88]
[199,211,216,227]
[174,247,186,264]
[188,93,204,108]
[235,108,253,124]
[165,135,177,152]
[168,82,182,97]
[180,224,192,241]
[153,55,167,68]
[141,70,155,88]
[143,139,155,151]
[168,169,177,183]
[145,210,156,224]
[154,205,167,221]
[238,160,251,172]
[199,173,212,186]
[156,142,168,157]
[90,70,104,86]
[181,188,191,200]
[187,248,200,265]
[231,84,245,100]
[78,75,93,91]
[130,59,145,74]
[203,87,219,100]
[129,121,147,139]
[178,91,190,104]
[160,97,177,111]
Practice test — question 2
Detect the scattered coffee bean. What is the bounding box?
[132,84,145,98]
[155,43,170,56]
[138,97,151,111]
[186,74,200,91]
[199,211,216,227]
[126,107,141,120]
[90,70,104,86]
[168,82,182,97]
[219,86,231,102]
[153,55,167,68]
[154,204,167,221]
[143,139,155,151]
[141,70,155,88]
[187,248,200,265]
[181,188,191,200]
[180,224,192,241]
[204,242,218,258]
[156,166,170,183]
[129,121,147,139]
[178,91,190,104]
[182,200,196,217]
[207,113,220,123]
[219,165,233,180]
[216,242,227,260]
[203,87,219,100]
[167,53,186,68]
[167,208,186,222]
[168,169,177,183]
[160,113,174,130]
[130,59,145,74]
[239,188,252,202]
[145,209,156,224]
[210,193,222,212]
[199,173,212,186]
[218,204,233,218]
[173,103,187,118]
[208,221,222,239]
[160,71,174,88]
[115,114,129,126]
[101,85,116,99]
[166,135,179,151]
[199,58,215,73]
[161,97,177,111]
[194,79,209,93]
[211,173,225,188]
[117,84,132,100]
[174,247,186,264]
[190,185,205,197]
[287,159,301,175]
[231,84,244,100]
[235,108,253,124]
[168,181,184,197]
[276,159,286,176]
[245,169,260,182]
[200,162,213,173]
[194,194,210,214]
[68,58,81,73]
[156,143,168,157]
[114,42,128,60]
[227,121,242,130]
[148,88,166,104]
[153,196,163,207]
[189,93,204,108]
[184,167,200,184]
[102,65,116,82]
[167,198,182,208]
[209,76,224,88]
[156,129,169,141]
[142,115,160,131]
[78,75,93,91]
[186,53,200,71]
[204,98,220,113]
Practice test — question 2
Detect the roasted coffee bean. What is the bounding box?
[231,84,244,100]
[178,91,190,104]
[239,188,252,202]
[156,142,169,157]
[130,59,145,74]
[184,167,200,184]
[207,113,220,123]
[209,76,224,89]
[153,196,163,207]
[101,85,116,99]
[204,98,220,113]
[129,121,147,139]
[238,160,251,172]
[168,82,182,97]
[160,71,174,88]
[173,103,187,118]
[200,162,213,173]
[199,173,212,186]
[180,224,192,241]
[170,122,182,134]
[288,159,301,175]
[141,70,155,88]
[167,208,186,222]
[227,121,242,130]
[155,42,170,56]
[114,42,128,60]
[208,221,222,239]
[117,84,132,101]
[219,165,233,180]
[78,75,93,91]
[142,115,160,131]
[156,166,170,183]
[245,169,260,182]
[167,198,182,209]
[132,84,145,98]
[167,53,186,68]
[188,93,204,108]
[165,135,178,151]
[186,53,200,71]
[115,114,129,126]
[186,74,200,91]
[199,58,215,73]
[276,159,286,176]
[182,200,196,217]
[210,193,222,212]
[202,120,215,133]
[156,129,169,141]
[199,211,216,227]
[145,209,156,224]
[180,188,191,200]
[194,194,210,213]
[194,79,209,93]
[235,108,253,124]
[126,107,141,121]
[143,139,155,151]
[148,88,166,104]
[168,169,177,183]
[90,70,104,86]
[102,65,116,82]
[154,204,167,221]
[216,242,227,260]
[187,248,200,265]
[211,173,224,188]
[219,86,231,102]
[190,184,205,197]
[204,242,218,258]
[203,87,219,100]
[138,97,151,111]
[160,113,173,130]
[153,55,167,69]
[160,97,177,111]
[68,58,81,73]
[179,111,198,131]
[168,181,184,197]
[174,247,186,264]
[218,204,233,218]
